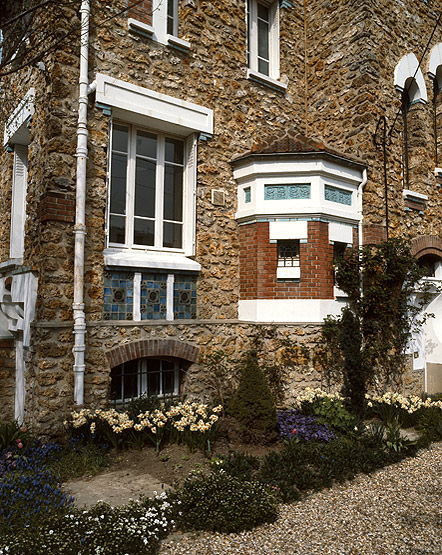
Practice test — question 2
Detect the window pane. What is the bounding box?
[258,17,269,60]
[109,215,126,244]
[148,372,160,396]
[110,364,123,400]
[258,59,269,75]
[163,222,182,248]
[165,138,184,164]
[258,3,269,21]
[163,371,175,395]
[110,153,127,215]
[134,218,155,246]
[112,125,128,153]
[164,164,183,221]
[136,131,157,159]
[123,359,139,400]
[135,158,156,218]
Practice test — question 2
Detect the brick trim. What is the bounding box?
[411,235,442,259]
[106,339,200,368]
[362,224,387,245]
[37,192,75,223]
[0,339,14,348]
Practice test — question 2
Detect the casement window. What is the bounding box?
[277,240,300,280]
[247,0,280,81]
[128,0,190,50]
[108,123,196,252]
[10,145,28,259]
[110,358,182,402]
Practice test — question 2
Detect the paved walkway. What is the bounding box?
[160,443,442,555]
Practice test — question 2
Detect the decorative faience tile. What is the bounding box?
[103,270,134,320]
[141,272,168,320]
[264,183,311,200]
[324,184,352,205]
[174,274,197,319]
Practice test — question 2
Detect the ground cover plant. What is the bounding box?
[1,389,441,551]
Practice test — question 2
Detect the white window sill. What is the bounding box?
[247,69,288,92]
[334,286,347,298]
[167,34,191,52]
[128,19,191,52]
[128,18,154,37]
[103,249,201,272]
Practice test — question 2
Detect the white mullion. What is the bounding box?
[270,1,279,79]
[156,134,165,248]
[250,1,258,72]
[133,272,141,321]
[140,359,147,396]
[127,126,136,248]
[105,117,113,248]
[166,273,174,321]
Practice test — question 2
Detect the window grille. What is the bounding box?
[277,240,300,267]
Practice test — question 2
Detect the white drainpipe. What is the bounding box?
[73,0,92,405]
[358,168,367,250]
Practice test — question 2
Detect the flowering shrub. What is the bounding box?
[277,410,336,442]
[0,420,29,451]
[66,401,223,453]
[0,493,173,555]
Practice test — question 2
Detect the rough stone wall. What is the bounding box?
[306,0,442,241]
[0,0,437,431]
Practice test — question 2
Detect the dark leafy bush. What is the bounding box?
[171,471,279,533]
[0,495,173,555]
[0,420,30,450]
[229,350,277,443]
[258,436,411,503]
[277,409,336,442]
[214,451,261,481]
[416,406,442,442]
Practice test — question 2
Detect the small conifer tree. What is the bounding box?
[229,349,277,443]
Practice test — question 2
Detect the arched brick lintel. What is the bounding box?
[411,235,442,259]
[106,339,200,369]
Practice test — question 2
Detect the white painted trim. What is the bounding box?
[167,34,191,51]
[247,69,287,91]
[269,221,307,240]
[96,74,213,134]
[133,272,141,321]
[166,274,174,320]
[4,88,35,146]
[103,249,201,271]
[128,18,154,36]
[329,221,353,244]
[248,0,280,81]
[239,298,346,322]
[10,145,28,259]
[394,53,427,104]
[428,43,442,89]
[277,267,300,279]
[403,189,428,201]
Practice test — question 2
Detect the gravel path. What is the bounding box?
[160,443,442,554]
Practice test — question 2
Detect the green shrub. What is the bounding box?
[214,451,261,482]
[416,406,442,442]
[171,471,279,533]
[229,350,277,443]
[258,436,408,502]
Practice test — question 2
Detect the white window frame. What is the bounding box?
[276,239,300,280]
[247,0,284,88]
[111,358,181,402]
[107,122,196,255]
[128,0,190,51]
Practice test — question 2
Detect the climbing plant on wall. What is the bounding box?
[319,237,435,416]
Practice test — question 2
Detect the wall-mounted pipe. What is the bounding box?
[73,0,92,405]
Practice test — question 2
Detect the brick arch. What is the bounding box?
[106,339,200,368]
[410,235,442,259]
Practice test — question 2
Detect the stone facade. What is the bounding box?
[1,0,442,433]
